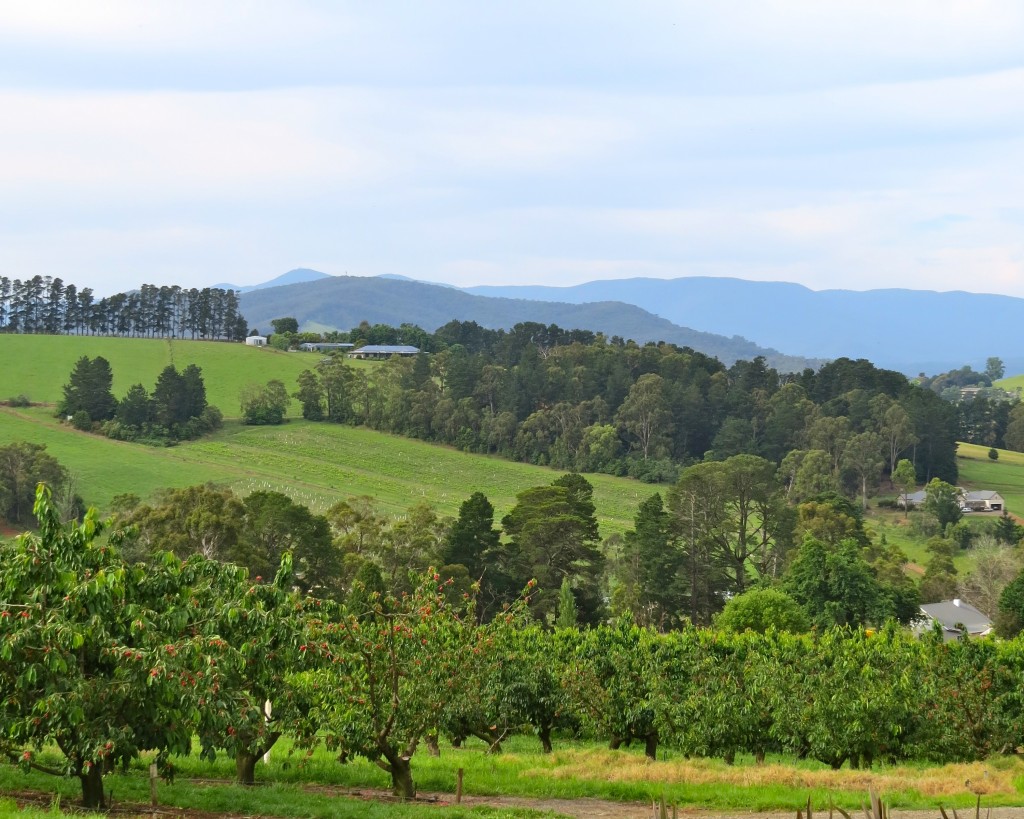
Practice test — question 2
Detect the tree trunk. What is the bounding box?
[389,756,415,799]
[644,733,658,760]
[538,724,553,754]
[723,749,736,765]
[236,750,259,785]
[79,763,105,809]
[425,732,440,758]
[755,748,766,765]
[609,735,623,750]
[469,727,503,753]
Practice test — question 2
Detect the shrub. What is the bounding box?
[989,447,999,460]
[71,410,92,431]
[5,394,30,407]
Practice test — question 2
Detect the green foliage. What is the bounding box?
[238,490,338,597]
[0,487,207,806]
[985,357,1005,382]
[498,474,605,625]
[555,577,578,629]
[298,572,504,798]
[924,478,963,530]
[293,369,325,421]
[122,484,246,562]
[996,568,1024,637]
[616,492,686,630]
[919,537,959,603]
[783,535,886,628]
[240,379,291,425]
[570,620,660,758]
[57,355,116,422]
[0,442,69,525]
[271,317,299,335]
[715,588,810,634]
[891,458,917,513]
[989,447,999,460]
[441,491,500,583]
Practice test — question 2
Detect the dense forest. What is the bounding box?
[285,319,960,487]
[0,275,247,340]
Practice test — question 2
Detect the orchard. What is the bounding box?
[3,486,1024,809]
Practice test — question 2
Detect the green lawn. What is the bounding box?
[0,407,648,535]
[994,373,1024,395]
[0,334,319,417]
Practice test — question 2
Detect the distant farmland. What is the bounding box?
[0,406,648,537]
[0,334,316,417]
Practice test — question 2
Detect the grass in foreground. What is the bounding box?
[1,737,1015,817]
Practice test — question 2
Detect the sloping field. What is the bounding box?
[957,442,1024,515]
[0,334,316,416]
[995,373,1024,394]
[0,406,648,535]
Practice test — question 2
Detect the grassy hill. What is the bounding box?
[0,335,318,417]
[957,442,1024,513]
[0,406,648,537]
[995,373,1024,394]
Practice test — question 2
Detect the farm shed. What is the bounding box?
[245,336,267,347]
[348,345,420,359]
[299,342,354,352]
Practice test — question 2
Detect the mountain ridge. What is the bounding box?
[236,274,819,371]
[464,276,1024,374]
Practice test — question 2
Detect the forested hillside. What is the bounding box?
[287,319,959,487]
[237,274,819,370]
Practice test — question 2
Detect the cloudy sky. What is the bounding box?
[2,1,1023,297]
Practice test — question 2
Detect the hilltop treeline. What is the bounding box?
[294,319,959,486]
[0,276,247,340]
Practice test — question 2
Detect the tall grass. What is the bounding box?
[0,736,1016,816]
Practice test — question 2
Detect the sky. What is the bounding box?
[1,1,1024,298]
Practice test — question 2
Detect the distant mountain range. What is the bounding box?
[466,277,1024,375]
[230,270,1024,374]
[213,268,331,293]
[237,272,818,371]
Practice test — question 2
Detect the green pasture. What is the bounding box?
[0,407,647,536]
[866,442,1024,572]
[0,735,1018,817]
[995,374,1024,394]
[0,334,321,417]
[957,442,1024,515]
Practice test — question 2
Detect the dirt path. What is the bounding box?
[10,783,1024,819]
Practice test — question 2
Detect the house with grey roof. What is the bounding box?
[917,599,993,642]
[898,487,1005,512]
[960,490,1004,512]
